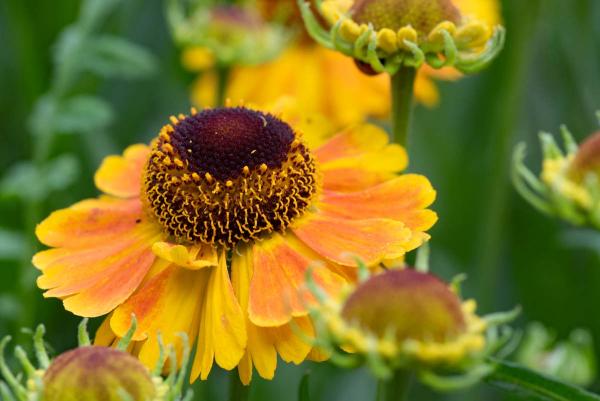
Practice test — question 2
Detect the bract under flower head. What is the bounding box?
[44,347,156,401]
[299,0,505,75]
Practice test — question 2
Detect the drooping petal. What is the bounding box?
[110,259,208,369]
[232,247,315,384]
[94,144,150,198]
[33,199,161,317]
[320,174,438,250]
[315,124,408,192]
[248,234,345,327]
[190,252,246,381]
[292,212,412,266]
[152,241,218,270]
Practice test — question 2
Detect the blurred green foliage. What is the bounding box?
[1,0,600,400]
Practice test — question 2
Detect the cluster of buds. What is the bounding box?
[0,318,191,401]
[168,0,291,69]
[298,0,505,75]
[305,262,518,391]
[513,115,600,228]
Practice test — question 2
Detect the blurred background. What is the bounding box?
[1,0,600,400]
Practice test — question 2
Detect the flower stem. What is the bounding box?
[229,372,249,401]
[376,370,412,401]
[215,65,231,108]
[390,66,416,147]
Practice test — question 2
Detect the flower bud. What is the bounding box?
[43,347,156,401]
[341,269,466,343]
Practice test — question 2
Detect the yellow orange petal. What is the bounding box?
[232,247,277,384]
[321,174,438,233]
[94,144,149,198]
[232,247,315,383]
[110,261,207,369]
[315,124,408,191]
[152,241,218,270]
[248,235,345,327]
[191,252,246,381]
[292,212,412,266]
[35,198,145,248]
[33,219,160,318]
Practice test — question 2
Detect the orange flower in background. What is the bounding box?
[33,102,437,384]
[184,0,502,122]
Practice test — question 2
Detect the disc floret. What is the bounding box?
[143,107,318,247]
[298,0,505,75]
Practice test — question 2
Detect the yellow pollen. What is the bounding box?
[191,172,200,181]
[260,163,268,173]
[190,106,198,115]
[205,172,213,183]
[163,143,174,153]
[178,113,186,121]
[242,166,250,175]
[226,180,234,187]
[169,115,179,125]
[174,158,184,168]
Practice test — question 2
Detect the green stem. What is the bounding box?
[376,370,412,401]
[229,372,249,401]
[215,65,231,108]
[390,66,416,147]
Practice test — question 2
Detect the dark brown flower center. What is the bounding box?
[143,107,318,247]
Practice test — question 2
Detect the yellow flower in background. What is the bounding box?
[184,0,502,123]
[33,102,437,384]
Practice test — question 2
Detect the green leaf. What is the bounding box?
[83,35,158,79]
[298,371,311,401]
[54,95,114,134]
[0,230,25,260]
[485,358,600,401]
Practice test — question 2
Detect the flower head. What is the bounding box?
[308,268,517,387]
[34,102,437,384]
[0,321,191,401]
[513,119,600,228]
[299,0,505,75]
